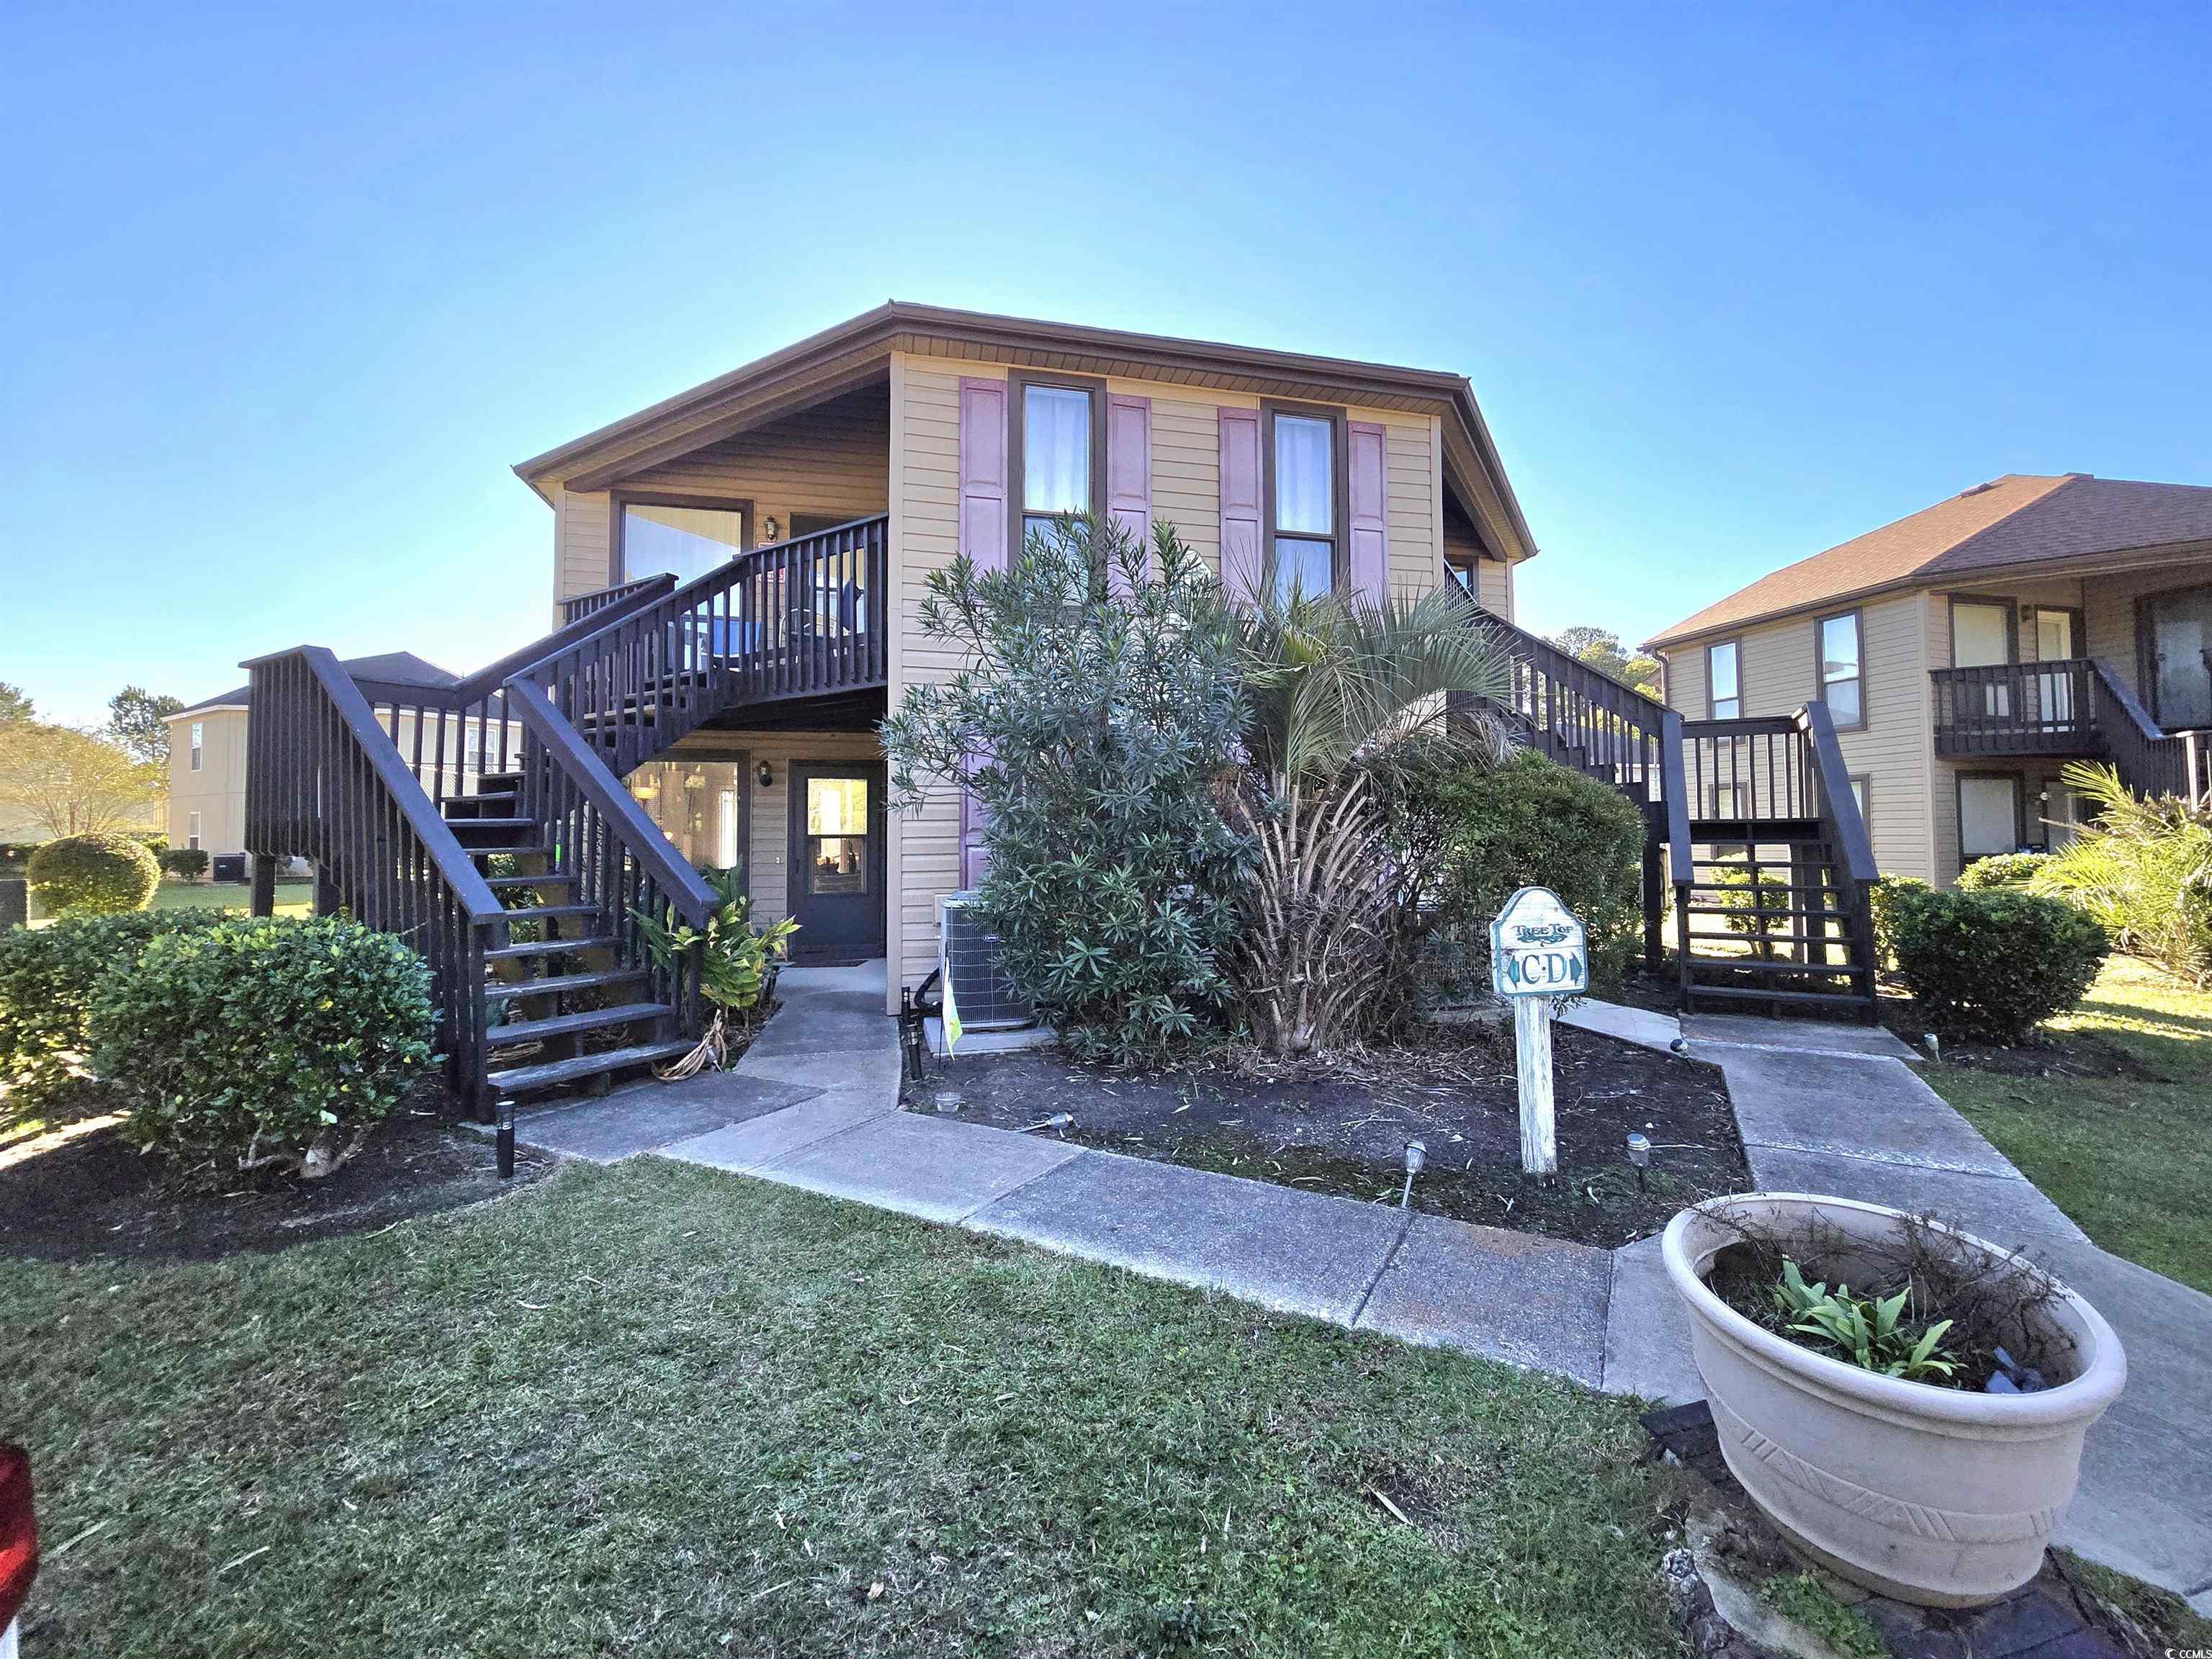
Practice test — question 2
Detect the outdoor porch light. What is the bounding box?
[757,759,774,789]
[1626,1132,1651,1192]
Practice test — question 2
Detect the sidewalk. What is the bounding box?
[511,976,2212,1613]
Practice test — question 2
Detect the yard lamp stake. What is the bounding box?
[1626,1132,1650,1194]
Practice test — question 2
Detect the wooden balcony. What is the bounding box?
[1930,659,2102,757]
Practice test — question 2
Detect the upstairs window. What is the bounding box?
[619,498,747,585]
[1019,382,1095,549]
[1707,640,1741,719]
[1819,611,1864,728]
[1269,410,1338,601]
[189,721,203,772]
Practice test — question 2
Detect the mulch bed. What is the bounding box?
[0,1100,552,1264]
[927,1018,1747,1248]
[1872,980,2151,1080]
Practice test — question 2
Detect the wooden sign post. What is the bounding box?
[1490,886,1588,1178]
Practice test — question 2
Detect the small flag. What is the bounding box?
[940,962,963,1055]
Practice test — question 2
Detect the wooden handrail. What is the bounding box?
[1797,700,1877,885]
[505,680,717,931]
[560,573,678,626]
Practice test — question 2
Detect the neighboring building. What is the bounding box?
[1647,475,2212,885]
[510,302,1537,990]
[166,652,511,876]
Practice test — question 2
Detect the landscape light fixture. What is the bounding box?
[1401,1141,1428,1209]
[1627,1132,1651,1192]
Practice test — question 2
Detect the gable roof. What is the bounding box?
[1647,474,2212,648]
[172,652,461,718]
[511,301,1538,563]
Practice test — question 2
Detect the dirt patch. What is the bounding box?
[927,1020,1746,1248]
[0,1102,552,1263]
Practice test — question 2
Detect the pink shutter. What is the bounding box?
[1347,421,1389,603]
[1218,407,1263,603]
[1106,393,1151,593]
[958,377,1010,889]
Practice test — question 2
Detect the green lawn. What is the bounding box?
[149,879,314,917]
[2,1160,1683,1658]
[1926,955,2212,1296]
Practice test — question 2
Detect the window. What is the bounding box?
[619,497,748,584]
[1707,641,1741,719]
[189,721,203,773]
[716,788,742,871]
[186,811,201,852]
[1268,408,1339,600]
[1018,382,1095,550]
[805,775,871,896]
[1848,774,1870,825]
[1818,611,1864,729]
[1960,775,2022,861]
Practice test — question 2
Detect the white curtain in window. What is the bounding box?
[1022,387,1090,515]
[1274,415,1333,534]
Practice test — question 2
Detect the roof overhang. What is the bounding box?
[513,302,1538,563]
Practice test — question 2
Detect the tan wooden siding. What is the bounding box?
[886,351,1449,999]
[1475,556,1512,616]
[549,392,890,611]
[166,708,250,860]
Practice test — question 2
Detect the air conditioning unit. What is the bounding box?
[938,891,1035,1032]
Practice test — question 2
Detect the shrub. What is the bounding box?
[160,847,210,882]
[27,832,159,917]
[1868,873,1928,968]
[882,515,1251,1066]
[2030,762,2212,984]
[1430,748,1648,995]
[0,909,230,1125]
[1707,863,1794,960]
[89,914,436,1177]
[1888,886,2108,1042]
[1958,851,2050,891]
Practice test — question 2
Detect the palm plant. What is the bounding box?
[2031,761,2212,984]
[1228,584,1515,1053]
[633,863,799,1077]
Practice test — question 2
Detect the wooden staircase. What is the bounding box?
[1677,819,1877,1015]
[243,514,889,1114]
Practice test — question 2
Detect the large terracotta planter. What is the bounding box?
[1663,1193,2126,1607]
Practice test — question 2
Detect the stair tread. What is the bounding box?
[487,1039,698,1094]
[467,842,554,861]
[1685,957,1866,979]
[1686,984,1875,1010]
[487,1002,672,1048]
[448,816,536,830]
[486,873,577,890]
[484,968,649,1000]
[498,904,603,922]
[483,935,616,963]
[1683,904,1839,918]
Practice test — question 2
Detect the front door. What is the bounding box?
[2145,585,2212,730]
[787,763,886,963]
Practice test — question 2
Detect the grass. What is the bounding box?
[22,881,316,926]
[1925,955,2212,1295]
[1757,1572,1886,1659]
[1,1159,1685,1658]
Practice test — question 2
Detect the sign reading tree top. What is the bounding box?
[1490,887,1588,1177]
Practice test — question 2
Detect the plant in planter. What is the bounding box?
[1664,1192,2126,1608]
[633,863,796,1078]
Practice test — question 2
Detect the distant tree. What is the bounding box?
[0,683,32,726]
[107,685,186,767]
[1551,626,1662,700]
[0,724,163,838]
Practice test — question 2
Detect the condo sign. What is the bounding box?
[1490,886,1588,999]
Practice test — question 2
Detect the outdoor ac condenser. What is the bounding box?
[938,891,1035,1032]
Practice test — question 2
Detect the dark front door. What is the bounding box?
[787,762,886,963]
[2144,584,2212,730]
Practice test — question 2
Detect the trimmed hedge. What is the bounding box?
[1889,886,2109,1043]
[90,914,436,1177]
[1957,851,2051,891]
[1432,749,1649,994]
[159,848,210,882]
[0,909,230,1125]
[27,832,159,918]
[1868,873,1929,968]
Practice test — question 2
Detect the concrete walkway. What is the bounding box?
[513,976,2211,1612]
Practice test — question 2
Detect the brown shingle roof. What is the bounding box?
[1646,475,2212,648]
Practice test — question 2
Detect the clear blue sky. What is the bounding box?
[6,2,2207,725]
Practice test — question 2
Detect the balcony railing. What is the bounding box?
[1930,659,2098,756]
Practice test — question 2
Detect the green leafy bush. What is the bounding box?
[0,909,230,1125]
[1429,748,1647,994]
[1707,863,1794,959]
[89,914,436,1177]
[1868,873,1928,968]
[634,863,796,1072]
[159,848,210,882]
[1958,851,2051,891]
[1889,886,2109,1042]
[2031,762,2212,984]
[27,832,159,918]
[1771,1258,1959,1383]
[882,516,1251,1065]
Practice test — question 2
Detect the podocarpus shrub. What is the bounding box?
[89,914,437,1178]
[1430,748,1647,994]
[877,516,1254,1066]
[1708,863,1794,960]
[27,832,159,918]
[1888,887,2109,1043]
[1868,873,1928,968]
[1957,851,2050,891]
[159,848,210,882]
[0,909,230,1126]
